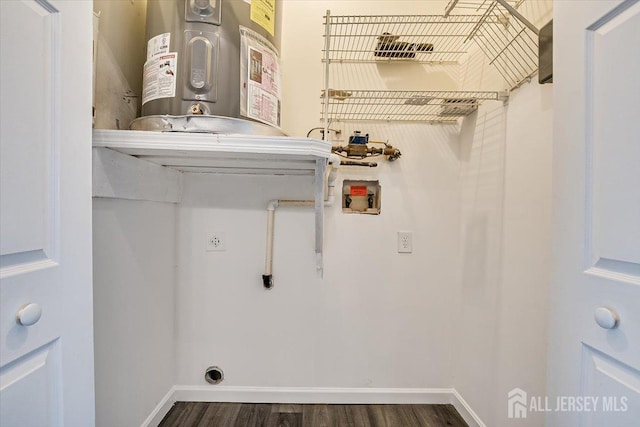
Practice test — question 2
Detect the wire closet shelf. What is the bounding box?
[320,11,511,124]
[322,90,505,123]
[322,14,486,64]
[321,0,540,118]
[444,0,540,89]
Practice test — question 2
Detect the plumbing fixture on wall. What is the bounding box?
[342,180,381,215]
[306,125,342,141]
[204,366,224,384]
[262,156,340,289]
[331,131,401,167]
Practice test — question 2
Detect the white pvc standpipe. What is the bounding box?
[262,156,339,288]
[264,201,278,276]
[265,200,314,274]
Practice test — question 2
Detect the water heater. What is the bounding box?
[131,0,283,135]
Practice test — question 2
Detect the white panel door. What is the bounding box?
[549,0,640,426]
[0,1,95,426]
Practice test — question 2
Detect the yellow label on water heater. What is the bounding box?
[250,0,275,36]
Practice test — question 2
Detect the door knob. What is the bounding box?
[594,306,619,329]
[16,303,42,326]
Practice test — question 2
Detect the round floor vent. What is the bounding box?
[204,366,224,385]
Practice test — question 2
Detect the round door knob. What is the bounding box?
[594,306,619,329]
[16,303,42,326]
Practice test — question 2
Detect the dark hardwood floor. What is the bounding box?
[158,402,468,427]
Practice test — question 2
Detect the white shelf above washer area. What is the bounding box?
[92,129,331,176]
[92,129,332,277]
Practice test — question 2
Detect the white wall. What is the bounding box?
[175,122,462,388]
[453,80,552,426]
[94,0,147,129]
[280,0,460,136]
[172,0,465,391]
[451,1,553,423]
[170,1,553,414]
[90,1,554,424]
[93,199,177,427]
[92,3,177,425]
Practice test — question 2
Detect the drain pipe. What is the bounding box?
[262,155,339,289]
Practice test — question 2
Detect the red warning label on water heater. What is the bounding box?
[350,186,368,196]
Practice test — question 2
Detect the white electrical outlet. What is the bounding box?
[206,232,226,251]
[397,231,413,253]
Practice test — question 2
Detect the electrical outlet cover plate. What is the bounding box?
[206,232,226,251]
[398,231,412,253]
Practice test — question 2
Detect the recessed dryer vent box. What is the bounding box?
[342,180,381,215]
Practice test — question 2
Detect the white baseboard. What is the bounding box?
[172,385,454,405]
[141,387,177,427]
[141,386,485,427]
[450,389,487,427]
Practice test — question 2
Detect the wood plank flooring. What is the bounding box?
[158,402,468,427]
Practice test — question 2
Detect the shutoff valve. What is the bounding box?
[331,131,402,167]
